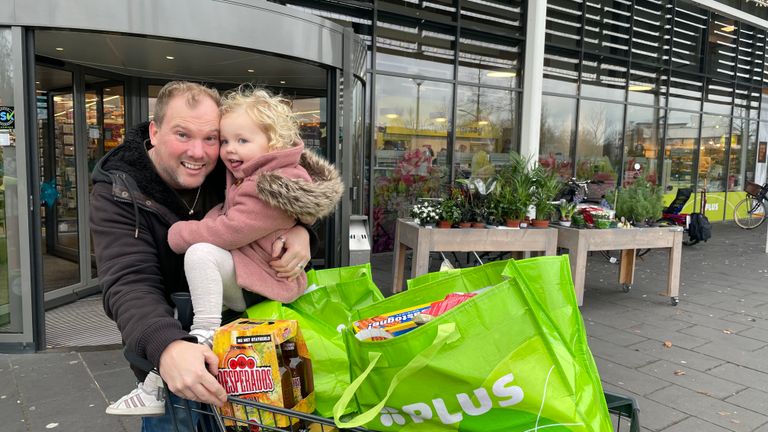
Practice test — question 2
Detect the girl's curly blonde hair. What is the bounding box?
[220,85,301,151]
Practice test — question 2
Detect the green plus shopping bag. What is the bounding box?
[333,257,611,431]
[246,263,384,417]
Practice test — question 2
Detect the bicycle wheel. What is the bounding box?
[734,197,767,229]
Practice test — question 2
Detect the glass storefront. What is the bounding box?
[541,0,768,221]
[0,27,24,334]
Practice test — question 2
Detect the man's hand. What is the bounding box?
[270,225,311,281]
[158,340,227,407]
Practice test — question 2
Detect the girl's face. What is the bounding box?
[219,109,270,171]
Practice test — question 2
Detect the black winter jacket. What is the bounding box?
[92,123,324,379]
[90,123,227,377]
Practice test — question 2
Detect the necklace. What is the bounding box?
[181,187,201,215]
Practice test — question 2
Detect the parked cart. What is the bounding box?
[164,388,640,432]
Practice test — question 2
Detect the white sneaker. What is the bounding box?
[106,371,165,416]
[189,328,215,347]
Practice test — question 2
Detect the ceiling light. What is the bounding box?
[486,71,516,78]
[35,81,40,84]
[385,113,399,119]
[247,69,255,73]
[280,81,286,84]
[165,56,175,60]
[478,120,489,125]
[628,84,654,92]
[55,47,64,51]
[721,25,736,32]
[434,117,447,123]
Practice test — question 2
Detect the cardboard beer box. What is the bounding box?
[213,319,315,428]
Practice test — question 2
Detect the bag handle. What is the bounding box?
[333,323,460,428]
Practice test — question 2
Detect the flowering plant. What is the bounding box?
[591,210,612,221]
[410,201,440,226]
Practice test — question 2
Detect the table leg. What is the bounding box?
[392,231,407,294]
[411,241,431,279]
[668,231,682,304]
[568,245,588,306]
[619,249,636,287]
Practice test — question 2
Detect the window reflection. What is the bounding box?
[543,46,579,95]
[729,117,755,192]
[664,111,700,191]
[454,86,517,179]
[375,16,455,79]
[627,63,668,106]
[458,30,520,88]
[576,100,623,199]
[539,95,576,178]
[372,75,451,252]
[580,53,628,101]
[699,114,730,192]
[624,106,664,187]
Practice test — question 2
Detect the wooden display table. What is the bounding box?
[554,225,684,306]
[392,219,558,293]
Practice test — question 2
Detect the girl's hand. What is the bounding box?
[270,226,311,280]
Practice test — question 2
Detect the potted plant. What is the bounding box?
[438,193,462,228]
[559,200,577,227]
[531,165,562,227]
[457,177,497,228]
[613,178,664,226]
[571,212,586,228]
[410,201,440,227]
[495,153,534,228]
[592,210,612,229]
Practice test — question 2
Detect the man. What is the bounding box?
[90,81,313,429]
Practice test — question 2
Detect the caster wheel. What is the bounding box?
[622,284,632,293]
[670,297,679,306]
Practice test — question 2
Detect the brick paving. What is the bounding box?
[2,221,768,431]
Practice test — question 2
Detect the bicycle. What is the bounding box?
[734,181,768,229]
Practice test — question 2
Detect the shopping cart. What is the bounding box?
[130,295,640,431]
[160,389,639,431]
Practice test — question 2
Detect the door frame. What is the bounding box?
[34,58,133,308]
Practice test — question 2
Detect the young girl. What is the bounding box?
[106,86,343,416]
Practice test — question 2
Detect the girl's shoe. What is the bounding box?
[105,371,165,416]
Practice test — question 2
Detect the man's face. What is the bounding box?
[148,95,220,190]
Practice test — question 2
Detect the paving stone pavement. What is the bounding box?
[2,221,768,431]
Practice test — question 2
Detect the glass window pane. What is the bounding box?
[708,15,738,80]
[0,28,22,333]
[545,0,583,49]
[664,110,700,191]
[458,30,520,88]
[624,105,664,187]
[539,95,576,178]
[631,0,673,66]
[671,3,708,74]
[543,45,579,95]
[575,100,623,197]
[381,0,457,23]
[372,75,451,252]
[699,114,729,193]
[736,24,764,87]
[668,71,703,111]
[729,117,755,192]
[627,63,668,106]
[703,79,733,114]
[580,54,628,101]
[455,86,518,179]
[375,15,455,79]
[459,0,523,36]
[583,0,631,58]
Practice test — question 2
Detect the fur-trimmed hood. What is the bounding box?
[254,149,344,221]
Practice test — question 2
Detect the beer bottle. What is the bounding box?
[280,339,307,400]
[276,343,296,408]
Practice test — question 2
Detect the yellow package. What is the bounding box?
[213,319,315,429]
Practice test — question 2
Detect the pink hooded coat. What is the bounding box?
[167,144,342,302]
